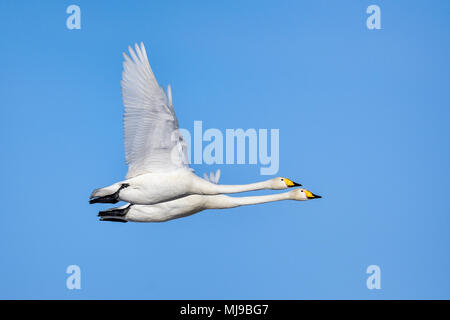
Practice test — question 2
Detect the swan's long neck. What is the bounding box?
[205,192,292,209]
[195,178,271,195]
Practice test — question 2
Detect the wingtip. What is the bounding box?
[167,84,172,105]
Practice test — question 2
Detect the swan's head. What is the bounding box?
[270,177,302,190]
[289,188,322,201]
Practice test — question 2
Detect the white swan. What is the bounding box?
[98,188,322,223]
[90,43,301,205]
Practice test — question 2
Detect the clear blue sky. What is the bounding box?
[0,0,449,299]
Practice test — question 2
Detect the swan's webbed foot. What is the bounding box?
[98,204,132,217]
[98,204,132,223]
[100,218,128,223]
[89,184,129,204]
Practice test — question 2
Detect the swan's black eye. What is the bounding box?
[281,179,284,181]
[301,190,304,192]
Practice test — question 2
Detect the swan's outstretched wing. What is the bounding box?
[122,43,189,179]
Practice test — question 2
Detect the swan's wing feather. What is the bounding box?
[122,43,189,179]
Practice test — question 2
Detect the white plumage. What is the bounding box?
[99,188,322,223]
[122,43,189,179]
[90,43,303,206]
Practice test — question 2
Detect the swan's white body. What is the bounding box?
[99,189,321,223]
[94,169,297,205]
[90,43,300,205]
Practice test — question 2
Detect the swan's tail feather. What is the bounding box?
[89,183,129,204]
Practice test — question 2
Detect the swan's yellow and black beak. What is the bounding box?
[304,190,322,199]
[285,178,302,187]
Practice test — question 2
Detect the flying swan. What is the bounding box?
[98,188,322,223]
[89,43,301,205]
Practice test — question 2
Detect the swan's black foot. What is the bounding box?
[100,218,128,223]
[98,204,132,223]
[98,204,132,217]
[89,184,129,204]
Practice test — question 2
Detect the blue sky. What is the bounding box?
[0,0,449,299]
